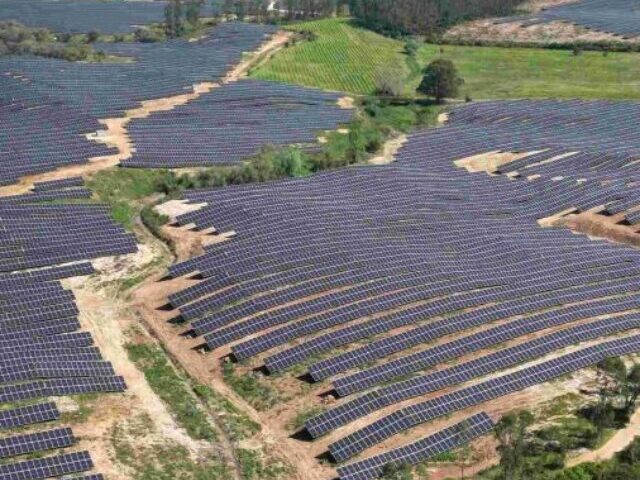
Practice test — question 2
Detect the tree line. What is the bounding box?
[348,0,525,36]
[202,0,525,36]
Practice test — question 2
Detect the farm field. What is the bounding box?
[251,18,409,94]
[252,18,640,100]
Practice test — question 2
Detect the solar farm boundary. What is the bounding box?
[0,29,294,197]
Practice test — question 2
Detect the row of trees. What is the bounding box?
[164,0,205,37]
[0,21,96,61]
[198,0,524,31]
[348,0,525,37]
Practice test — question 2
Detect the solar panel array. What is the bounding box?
[162,99,640,473]
[0,0,167,34]
[0,186,135,477]
[527,0,640,38]
[337,413,495,480]
[125,79,354,167]
[0,187,137,271]
[0,21,277,185]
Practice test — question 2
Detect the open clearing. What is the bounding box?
[252,18,640,100]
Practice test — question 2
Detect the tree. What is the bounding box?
[185,0,203,27]
[456,419,473,479]
[211,0,225,15]
[380,462,414,480]
[165,0,185,38]
[223,0,235,15]
[591,358,624,442]
[417,58,463,103]
[234,0,247,19]
[494,410,534,480]
[623,364,640,414]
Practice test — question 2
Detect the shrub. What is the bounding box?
[87,30,100,43]
[0,21,93,61]
[404,38,420,57]
[134,27,165,43]
[141,205,169,237]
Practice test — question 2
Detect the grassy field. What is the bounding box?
[416,44,640,100]
[252,18,640,101]
[251,18,408,94]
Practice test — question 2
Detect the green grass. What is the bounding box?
[222,363,281,411]
[252,18,640,101]
[192,384,261,441]
[415,44,640,100]
[237,449,290,480]
[252,18,408,94]
[111,414,231,480]
[126,342,218,441]
[87,168,175,229]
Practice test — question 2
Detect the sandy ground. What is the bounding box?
[555,211,640,248]
[455,150,537,174]
[60,242,212,479]
[369,134,408,165]
[0,30,294,197]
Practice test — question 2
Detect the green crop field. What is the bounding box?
[251,18,408,94]
[252,18,640,101]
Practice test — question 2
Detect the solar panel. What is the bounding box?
[0,450,93,480]
[0,428,75,459]
[0,403,59,430]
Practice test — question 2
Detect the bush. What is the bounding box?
[134,27,165,43]
[0,21,93,61]
[536,418,599,451]
[60,44,92,61]
[141,205,169,237]
[404,38,420,57]
[87,30,100,43]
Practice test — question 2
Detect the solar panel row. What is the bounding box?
[163,99,640,470]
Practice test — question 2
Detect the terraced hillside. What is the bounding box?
[4,2,640,480]
[142,98,640,479]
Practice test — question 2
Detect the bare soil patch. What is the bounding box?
[60,249,208,479]
[337,96,355,109]
[455,150,536,174]
[369,134,408,165]
[555,210,640,248]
